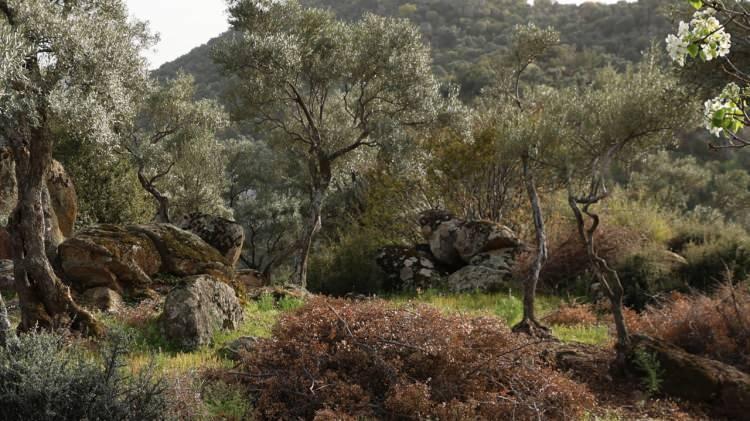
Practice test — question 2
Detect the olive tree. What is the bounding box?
[563,59,693,353]
[124,73,229,223]
[0,0,152,334]
[215,0,440,286]
[479,24,562,336]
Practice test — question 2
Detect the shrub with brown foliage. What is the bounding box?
[633,284,750,372]
[543,303,598,326]
[231,297,594,420]
[516,224,644,291]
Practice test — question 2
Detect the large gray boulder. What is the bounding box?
[418,210,521,269]
[447,265,511,293]
[161,275,244,351]
[376,245,446,291]
[177,213,245,266]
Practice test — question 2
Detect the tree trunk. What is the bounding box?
[137,167,171,223]
[7,130,102,336]
[513,154,550,337]
[291,187,324,288]
[567,190,630,354]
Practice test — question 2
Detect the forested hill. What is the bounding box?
[153,0,673,99]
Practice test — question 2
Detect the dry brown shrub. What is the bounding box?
[231,297,594,420]
[516,224,644,290]
[633,284,750,371]
[544,303,598,326]
[162,371,207,420]
[117,298,161,328]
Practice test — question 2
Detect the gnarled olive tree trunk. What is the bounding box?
[513,153,551,337]
[7,127,102,336]
[291,155,331,288]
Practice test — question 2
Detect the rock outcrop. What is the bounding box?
[392,210,524,292]
[219,336,259,361]
[81,287,124,313]
[160,275,244,351]
[177,213,245,266]
[376,245,447,291]
[59,224,234,297]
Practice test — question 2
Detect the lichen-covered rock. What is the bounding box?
[418,210,521,269]
[59,224,235,297]
[59,224,161,295]
[47,160,78,238]
[447,265,511,293]
[161,275,244,351]
[177,213,245,266]
[376,245,446,291]
[219,336,259,361]
[131,224,234,283]
[81,287,123,313]
[469,249,516,272]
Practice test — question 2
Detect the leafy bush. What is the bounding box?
[308,226,389,296]
[633,283,750,372]
[0,330,166,421]
[679,234,750,291]
[229,297,594,420]
[616,251,682,310]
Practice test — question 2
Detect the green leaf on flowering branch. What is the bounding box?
[712,109,726,128]
[688,0,703,10]
[731,120,745,133]
[687,43,700,58]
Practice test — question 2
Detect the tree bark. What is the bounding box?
[567,190,630,353]
[513,154,550,337]
[137,166,171,223]
[291,187,324,287]
[291,154,331,288]
[7,128,102,336]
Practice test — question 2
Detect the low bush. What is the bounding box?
[633,283,750,372]
[0,330,165,421]
[229,297,594,420]
[679,234,750,291]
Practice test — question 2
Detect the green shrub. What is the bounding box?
[0,330,166,421]
[308,226,389,296]
[679,233,750,291]
[616,252,681,310]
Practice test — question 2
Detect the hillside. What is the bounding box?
[154,0,673,99]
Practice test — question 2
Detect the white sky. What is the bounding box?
[125,0,637,69]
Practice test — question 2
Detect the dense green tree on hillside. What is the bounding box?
[215,0,441,287]
[0,0,152,334]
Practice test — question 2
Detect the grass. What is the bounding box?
[388,289,611,346]
[103,293,305,376]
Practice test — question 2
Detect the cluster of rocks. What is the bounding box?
[377,210,522,293]
[0,153,256,351]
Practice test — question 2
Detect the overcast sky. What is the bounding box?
[125,0,637,69]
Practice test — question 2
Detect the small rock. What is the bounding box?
[0,259,13,290]
[81,287,123,313]
[161,275,244,351]
[219,336,260,361]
